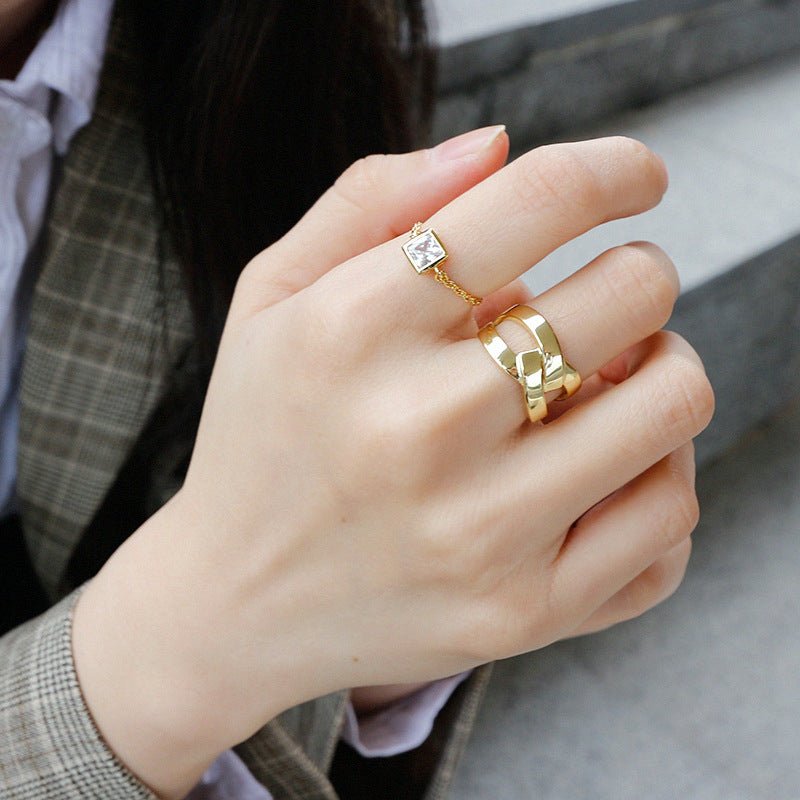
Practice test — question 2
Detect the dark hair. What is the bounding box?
[127,0,436,373]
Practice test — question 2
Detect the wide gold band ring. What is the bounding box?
[495,306,581,400]
[402,223,483,306]
[478,304,582,423]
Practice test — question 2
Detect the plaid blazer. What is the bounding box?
[0,8,490,800]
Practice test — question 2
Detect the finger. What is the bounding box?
[549,442,697,629]
[505,331,713,531]
[531,241,679,383]
[441,241,679,436]
[233,126,509,317]
[545,347,641,422]
[545,372,611,421]
[340,136,668,328]
[569,537,692,636]
[473,278,534,329]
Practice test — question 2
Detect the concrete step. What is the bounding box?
[450,400,800,799]
[431,0,800,146]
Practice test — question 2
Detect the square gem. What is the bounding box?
[403,229,448,273]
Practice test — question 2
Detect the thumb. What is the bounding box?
[233,125,509,318]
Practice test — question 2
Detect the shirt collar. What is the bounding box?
[11,0,116,154]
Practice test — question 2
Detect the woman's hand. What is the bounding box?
[72,129,713,798]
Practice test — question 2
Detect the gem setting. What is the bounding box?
[402,228,448,274]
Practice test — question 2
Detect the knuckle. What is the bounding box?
[673,535,694,575]
[353,399,442,494]
[447,607,496,663]
[484,574,557,659]
[235,247,301,305]
[439,554,555,663]
[334,154,386,213]
[608,136,666,186]
[606,244,678,338]
[650,338,715,440]
[611,135,653,164]
[628,541,691,615]
[513,143,601,221]
[661,471,701,546]
[655,540,692,595]
[456,595,521,663]
[298,301,349,364]
[300,281,379,363]
[422,524,486,589]
[639,455,699,557]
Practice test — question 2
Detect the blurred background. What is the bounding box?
[428,1,800,797]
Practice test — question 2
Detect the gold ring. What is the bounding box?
[477,323,518,379]
[516,349,547,423]
[402,223,482,306]
[496,306,581,399]
[477,304,582,423]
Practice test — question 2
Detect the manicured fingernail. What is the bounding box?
[430,124,507,162]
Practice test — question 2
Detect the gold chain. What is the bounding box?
[407,222,482,306]
[433,268,482,306]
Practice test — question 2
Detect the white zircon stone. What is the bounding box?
[403,229,447,273]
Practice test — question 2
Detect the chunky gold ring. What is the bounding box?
[402,223,482,306]
[478,322,548,422]
[477,304,582,423]
[477,323,518,379]
[496,306,581,399]
[516,349,548,422]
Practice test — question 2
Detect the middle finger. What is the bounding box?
[443,240,679,436]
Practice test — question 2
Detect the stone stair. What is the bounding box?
[433,0,800,146]
[428,6,800,798]
[431,0,800,465]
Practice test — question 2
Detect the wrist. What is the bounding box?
[70,500,241,799]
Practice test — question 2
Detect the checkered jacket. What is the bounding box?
[0,8,490,799]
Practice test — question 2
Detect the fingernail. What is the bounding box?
[430,124,507,162]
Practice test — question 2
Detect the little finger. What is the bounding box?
[569,537,692,636]
[548,442,698,627]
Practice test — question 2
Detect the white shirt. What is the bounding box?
[1,1,465,796]
[0,0,113,515]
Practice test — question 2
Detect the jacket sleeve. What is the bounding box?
[0,587,492,800]
[0,590,158,800]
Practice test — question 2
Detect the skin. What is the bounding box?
[68,128,713,799]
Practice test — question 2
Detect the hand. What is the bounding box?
[72,130,713,798]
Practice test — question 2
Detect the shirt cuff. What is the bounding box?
[341,672,472,758]
[184,749,272,800]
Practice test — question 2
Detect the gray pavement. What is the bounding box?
[451,401,800,799]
